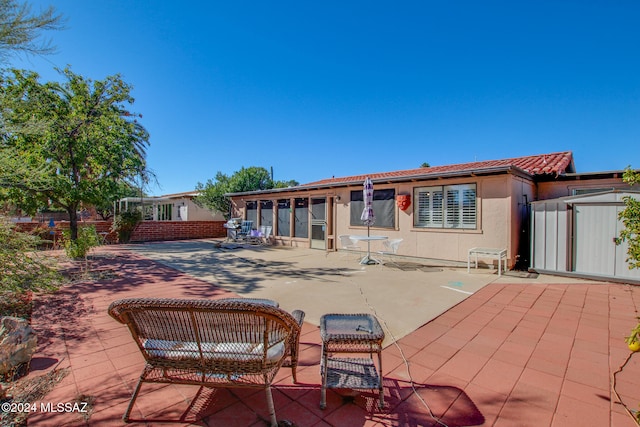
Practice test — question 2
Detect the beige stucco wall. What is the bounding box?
[183,199,226,221]
[331,176,516,266]
[230,173,532,268]
[228,172,635,269]
[163,198,225,221]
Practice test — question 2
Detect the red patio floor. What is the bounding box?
[18,247,640,426]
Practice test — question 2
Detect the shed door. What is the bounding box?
[573,205,616,275]
[573,204,640,279]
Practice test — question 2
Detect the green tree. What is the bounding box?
[0,0,63,201]
[0,0,63,61]
[616,166,640,424]
[93,181,141,220]
[420,162,430,168]
[618,167,640,269]
[194,166,298,218]
[0,67,149,240]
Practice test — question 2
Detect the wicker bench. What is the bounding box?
[108,298,305,426]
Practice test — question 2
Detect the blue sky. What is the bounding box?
[13,1,640,195]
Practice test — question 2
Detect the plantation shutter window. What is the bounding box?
[414,184,476,229]
[445,186,460,228]
[414,187,443,228]
[462,186,477,228]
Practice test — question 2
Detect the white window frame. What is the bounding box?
[414,183,476,229]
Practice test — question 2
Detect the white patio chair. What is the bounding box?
[339,235,360,251]
[377,238,403,267]
[259,225,273,245]
[338,234,360,259]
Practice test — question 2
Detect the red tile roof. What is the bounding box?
[303,151,574,186]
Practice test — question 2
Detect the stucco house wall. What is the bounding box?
[119,192,225,222]
[229,170,538,269]
[182,198,226,221]
[227,152,630,270]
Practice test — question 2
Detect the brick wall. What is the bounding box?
[15,220,226,243]
[130,221,226,242]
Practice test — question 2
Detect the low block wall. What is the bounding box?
[130,221,226,242]
[15,220,226,243]
[14,220,118,243]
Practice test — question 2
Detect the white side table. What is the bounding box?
[467,247,507,276]
[320,313,385,410]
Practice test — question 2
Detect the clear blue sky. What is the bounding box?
[13,1,640,195]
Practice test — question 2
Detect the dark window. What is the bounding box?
[277,199,290,237]
[350,188,396,228]
[246,201,257,228]
[260,200,273,227]
[294,198,308,238]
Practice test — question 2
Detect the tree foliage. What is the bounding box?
[0,67,149,240]
[194,166,298,218]
[618,167,640,269]
[93,181,140,220]
[0,0,64,61]
[0,0,64,204]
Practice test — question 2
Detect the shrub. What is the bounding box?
[0,216,61,294]
[61,225,100,259]
[111,210,141,243]
[0,291,33,320]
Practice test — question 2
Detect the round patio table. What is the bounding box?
[349,235,388,265]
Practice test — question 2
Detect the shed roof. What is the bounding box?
[562,190,640,204]
[530,189,640,205]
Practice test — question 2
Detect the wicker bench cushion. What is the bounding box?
[143,339,285,362]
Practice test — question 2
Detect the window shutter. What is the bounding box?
[445,187,460,227]
[414,184,475,229]
[462,187,476,228]
[432,190,443,227]
[417,190,430,225]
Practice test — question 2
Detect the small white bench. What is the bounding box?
[467,247,507,276]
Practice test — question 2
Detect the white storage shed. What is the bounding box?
[530,190,640,282]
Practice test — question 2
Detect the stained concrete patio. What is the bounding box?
[18,240,640,426]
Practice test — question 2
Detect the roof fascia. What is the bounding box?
[226,165,534,197]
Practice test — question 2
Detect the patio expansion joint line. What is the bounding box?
[343,272,450,427]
